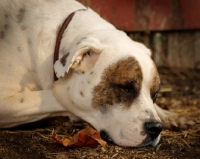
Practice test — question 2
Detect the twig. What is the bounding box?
[111,153,118,158]
[37,132,50,139]
[156,144,162,151]
[3,128,52,134]
[180,138,191,148]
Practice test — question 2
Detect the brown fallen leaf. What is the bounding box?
[52,127,107,147]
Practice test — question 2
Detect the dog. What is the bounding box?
[0,0,189,147]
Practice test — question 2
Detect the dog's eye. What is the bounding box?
[117,84,136,95]
[119,85,133,93]
[152,91,159,103]
[111,82,139,98]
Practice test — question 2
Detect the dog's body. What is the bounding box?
[0,0,187,147]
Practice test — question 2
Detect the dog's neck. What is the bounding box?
[53,9,86,81]
[58,8,116,57]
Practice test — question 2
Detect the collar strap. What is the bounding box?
[53,9,86,81]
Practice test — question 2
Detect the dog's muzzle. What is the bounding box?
[100,121,163,147]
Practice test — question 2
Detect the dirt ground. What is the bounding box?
[0,67,199,159]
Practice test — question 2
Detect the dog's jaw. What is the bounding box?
[151,134,161,146]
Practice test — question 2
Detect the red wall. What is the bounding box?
[78,0,200,31]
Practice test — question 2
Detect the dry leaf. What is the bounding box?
[52,127,107,147]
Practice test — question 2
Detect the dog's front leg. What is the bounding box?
[154,104,194,129]
[0,90,69,128]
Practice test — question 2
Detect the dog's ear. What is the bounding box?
[54,37,104,78]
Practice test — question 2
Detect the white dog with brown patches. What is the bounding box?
[0,0,189,147]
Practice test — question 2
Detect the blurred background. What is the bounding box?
[78,0,200,69]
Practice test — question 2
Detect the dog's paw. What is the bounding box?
[155,104,195,130]
[161,111,194,130]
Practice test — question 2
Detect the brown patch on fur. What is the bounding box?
[90,72,93,74]
[80,91,84,97]
[0,31,5,39]
[4,24,9,30]
[150,62,160,102]
[21,25,27,30]
[60,53,69,66]
[20,98,24,103]
[17,47,22,52]
[92,56,143,110]
[5,14,9,19]
[17,8,25,23]
[27,38,31,46]
[88,81,90,84]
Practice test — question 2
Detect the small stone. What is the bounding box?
[101,147,106,152]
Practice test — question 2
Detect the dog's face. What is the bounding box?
[53,31,162,147]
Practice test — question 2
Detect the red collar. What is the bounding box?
[53,9,86,81]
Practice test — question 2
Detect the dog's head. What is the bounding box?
[53,30,162,147]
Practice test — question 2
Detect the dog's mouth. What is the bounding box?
[100,130,114,143]
[100,129,161,147]
[136,134,161,147]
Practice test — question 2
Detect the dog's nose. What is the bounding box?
[144,121,163,139]
[100,130,112,143]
